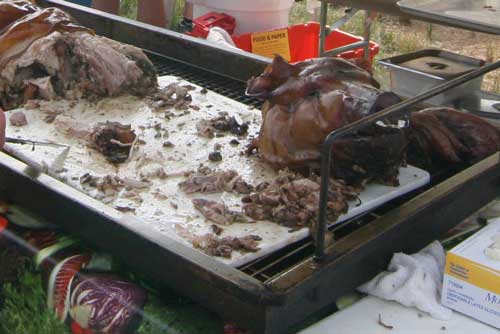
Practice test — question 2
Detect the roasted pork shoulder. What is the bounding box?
[0,4,157,110]
[409,107,500,165]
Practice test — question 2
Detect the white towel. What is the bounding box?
[358,241,453,320]
[206,27,240,51]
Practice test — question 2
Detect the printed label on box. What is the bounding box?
[251,29,291,61]
[441,219,500,329]
[446,253,500,295]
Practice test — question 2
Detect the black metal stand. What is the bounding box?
[319,2,373,60]
[314,60,500,260]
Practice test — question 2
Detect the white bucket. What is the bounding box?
[190,0,294,34]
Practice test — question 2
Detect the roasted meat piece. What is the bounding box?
[179,168,253,194]
[196,113,249,138]
[246,56,380,99]
[0,0,38,31]
[192,233,262,258]
[409,107,500,165]
[192,198,250,225]
[331,125,407,186]
[0,6,157,110]
[89,122,137,164]
[242,171,361,228]
[148,82,193,110]
[246,56,405,184]
[9,110,27,126]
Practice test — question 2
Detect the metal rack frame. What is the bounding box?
[318,2,374,60]
[314,61,500,259]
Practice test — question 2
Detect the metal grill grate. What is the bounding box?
[147,52,262,108]
[239,211,383,282]
[238,181,437,283]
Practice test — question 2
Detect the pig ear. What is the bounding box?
[369,92,402,114]
[270,55,296,75]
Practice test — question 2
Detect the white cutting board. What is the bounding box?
[4,76,430,267]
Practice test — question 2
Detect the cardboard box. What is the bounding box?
[442,220,500,329]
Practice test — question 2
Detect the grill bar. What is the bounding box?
[147,52,263,108]
[240,181,437,283]
[241,214,376,282]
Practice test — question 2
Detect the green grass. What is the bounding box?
[138,295,221,334]
[0,266,69,334]
[289,2,370,37]
[0,249,221,334]
[120,0,185,29]
[288,3,430,89]
[120,0,138,20]
[172,0,186,29]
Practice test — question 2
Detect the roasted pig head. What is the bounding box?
[247,56,405,185]
[246,55,379,99]
[409,107,500,166]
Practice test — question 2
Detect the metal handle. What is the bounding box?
[5,137,69,148]
[314,60,500,261]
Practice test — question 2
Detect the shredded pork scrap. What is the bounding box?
[148,82,193,111]
[178,167,253,195]
[192,198,250,225]
[196,112,249,138]
[242,171,361,228]
[9,110,27,126]
[80,173,149,200]
[192,234,262,258]
[89,122,136,164]
[53,116,92,139]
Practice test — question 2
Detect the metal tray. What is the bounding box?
[2,75,430,268]
[5,2,498,333]
[397,0,500,35]
[378,48,485,106]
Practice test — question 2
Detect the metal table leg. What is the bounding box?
[318,1,373,58]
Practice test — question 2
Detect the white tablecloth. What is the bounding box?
[300,296,498,334]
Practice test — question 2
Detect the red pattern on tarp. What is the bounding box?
[71,320,94,334]
[0,216,8,234]
[52,254,91,320]
[24,230,59,250]
[224,321,247,334]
